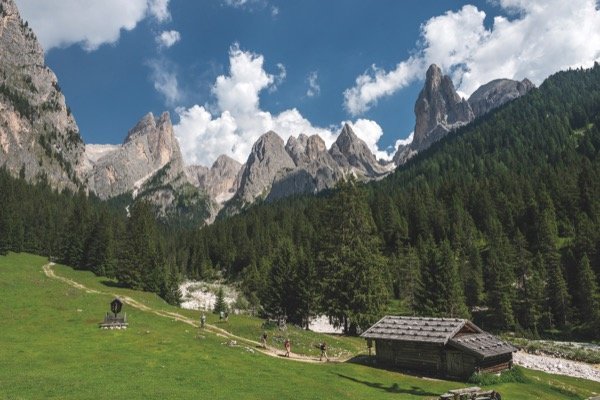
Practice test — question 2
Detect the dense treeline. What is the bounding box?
[2,65,600,338]
[0,170,181,305]
[182,64,600,338]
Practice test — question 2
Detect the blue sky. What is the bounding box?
[15,0,600,166]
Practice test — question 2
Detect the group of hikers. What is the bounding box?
[261,332,329,361]
[199,313,330,362]
[199,311,228,326]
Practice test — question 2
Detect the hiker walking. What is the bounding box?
[225,311,229,322]
[319,341,329,361]
[261,332,268,348]
[284,338,291,357]
[200,313,206,328]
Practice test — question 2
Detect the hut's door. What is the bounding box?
[446,351,463,377]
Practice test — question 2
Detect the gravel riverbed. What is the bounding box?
[514,351,600,382]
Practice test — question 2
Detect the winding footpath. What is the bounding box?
[42,262,345,364]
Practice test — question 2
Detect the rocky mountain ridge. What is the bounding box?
[393,64,534,165]
[468,78,535,118]
[85,112,184,199]
[0,0,537,224]
[228,123,392,209]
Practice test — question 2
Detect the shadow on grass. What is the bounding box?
[100,280,127,288]
[336,374,439,396]
[345,355,465,384]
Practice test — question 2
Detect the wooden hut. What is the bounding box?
[361,316,516,379]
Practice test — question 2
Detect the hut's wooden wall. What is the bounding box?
[478,354,513,374]
[375,340,444,373]
[444,350,478,379]
[375,339,513,379]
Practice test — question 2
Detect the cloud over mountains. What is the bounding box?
[344,0,600,115]
[174,45,388,166]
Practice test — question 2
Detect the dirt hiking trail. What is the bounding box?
[43,262,347,364]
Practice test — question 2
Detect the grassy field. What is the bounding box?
[1,253,599,399]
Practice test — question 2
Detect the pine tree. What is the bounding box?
[294,248,319,329]
[546,259,571,328]
[264,239,299,321]
[485,230,516,330]
[575,254,600,323]
[520,253,546,334]
[463,243,484,308]
[393,245,421,312]
[214,286,227,314]
[317,177,389,334]
[116,201,161,290]
[416,240,469,318]
[160,267,182,306]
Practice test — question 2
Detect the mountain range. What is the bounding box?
[0,0,534,223]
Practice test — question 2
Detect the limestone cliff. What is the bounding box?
[0,0,85,190]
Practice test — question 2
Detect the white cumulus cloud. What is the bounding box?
[156,30,181,48]
[344,0,600,115]
[15,0,171,51]
[174,45,391,166]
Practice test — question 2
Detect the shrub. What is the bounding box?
[468,366,528,386]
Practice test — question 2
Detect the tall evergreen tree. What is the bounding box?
[214,286,227,314]
[574,254,600,323]
[416,240,469,318]
[546,260,571,328]
[317,177,388,334]
[463,243,484,308]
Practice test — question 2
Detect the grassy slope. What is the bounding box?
[1,253,599,399]
[53,262,364,359]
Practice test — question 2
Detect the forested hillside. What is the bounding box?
[184,64,600,337]
[0,170,181,305]
[1,65,600,339]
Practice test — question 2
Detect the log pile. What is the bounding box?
[439,387,501,400]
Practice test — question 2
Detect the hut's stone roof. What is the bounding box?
[360,316,481,344]
[449,333,517,359]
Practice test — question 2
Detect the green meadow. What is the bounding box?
[1,253,599,399]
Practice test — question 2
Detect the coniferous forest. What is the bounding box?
[1,64,600,339]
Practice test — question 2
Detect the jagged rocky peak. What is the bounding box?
[306,134,327,155]
[329,123,390,177]
[235,131,295,203]
[412,64,474,152]
[394,66,534,166]
[125,112,158,143]
[124,111,180,164]
[87,111,184,199]
[251,130,288,160]
[468,78,535,118]
[0,0,86,189]
[212,154,241,171]
[285,134,309,165]
[285,133,328,166]
[186,154,243,204]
